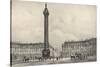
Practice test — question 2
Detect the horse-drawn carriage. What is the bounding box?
[71,53,87,61]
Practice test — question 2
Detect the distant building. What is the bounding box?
[61,38,96,58]
[11,42,54,62]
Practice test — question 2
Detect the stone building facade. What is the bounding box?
[11,42,54,62]
[61,38,96,59]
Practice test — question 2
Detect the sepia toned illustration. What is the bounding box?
[10,0,97,67]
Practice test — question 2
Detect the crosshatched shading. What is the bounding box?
[10,0,97,67]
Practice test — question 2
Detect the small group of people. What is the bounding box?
[22,56,62,62]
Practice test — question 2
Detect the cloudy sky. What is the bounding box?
[12,0,96,49]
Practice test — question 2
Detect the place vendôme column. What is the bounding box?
[42,3,50,59]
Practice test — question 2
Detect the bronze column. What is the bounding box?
[42,3,50,58]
